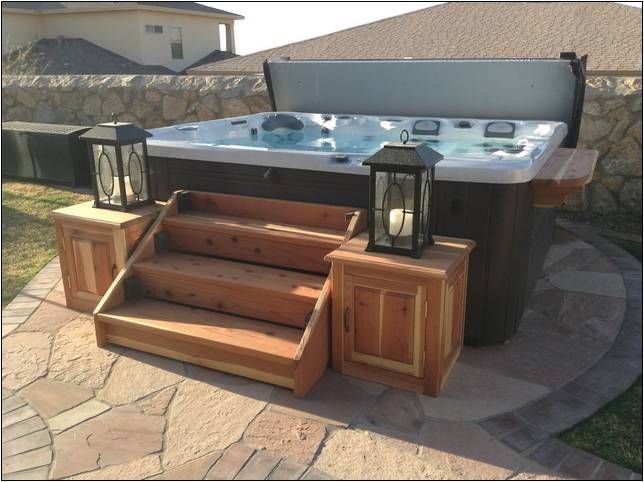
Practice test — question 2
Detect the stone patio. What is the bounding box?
[1,222,641,480]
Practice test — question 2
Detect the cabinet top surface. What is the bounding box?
[325,234,475,279]
[52,201,162,228]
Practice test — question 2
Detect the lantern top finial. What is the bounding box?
[362,142,443,170]
[112,112,118,124]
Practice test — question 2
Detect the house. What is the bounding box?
[188,2,641,76]
[1,2,243,73]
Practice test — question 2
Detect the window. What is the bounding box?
[145,24,163,34]
[218,24,227,51]
[169,27,183,59]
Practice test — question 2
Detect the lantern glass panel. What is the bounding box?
[120,143,149,204]
[420,169,431,245]
[92,144,119,206]
[373,170,416,251]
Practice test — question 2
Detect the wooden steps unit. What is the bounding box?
[94,190,366,397]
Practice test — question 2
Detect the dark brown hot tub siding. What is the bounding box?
[149,156,554,346]
[431,181,554,346]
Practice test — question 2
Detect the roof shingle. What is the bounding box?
[190,2,642,75]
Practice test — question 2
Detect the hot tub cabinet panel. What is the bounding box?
[150,156,369,208]
[432,181,551,345]
[148,155,553,346]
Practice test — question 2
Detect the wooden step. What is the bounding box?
[162,212,345,274]
[133,252,325,328]
[186,191,356,231]
[96,298,303,388]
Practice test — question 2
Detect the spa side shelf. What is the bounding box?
[531,148,598,208]
[325,234,475,396]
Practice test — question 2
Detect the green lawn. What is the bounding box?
[561,377,642,473]
[2,180,91,307]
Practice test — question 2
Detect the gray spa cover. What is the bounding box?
[264,58,584,145]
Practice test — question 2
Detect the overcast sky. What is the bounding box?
[205,1,642,56]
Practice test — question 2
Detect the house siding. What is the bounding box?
[40,11,144,64]
[136,10,223,72]
[1,12,42,54]
[1,7,235,71]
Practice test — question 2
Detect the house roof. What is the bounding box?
[2,38,176,75]
[182,49,238,74]
[2,2,243,19]
[189,2,642,76]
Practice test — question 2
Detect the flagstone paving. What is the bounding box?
[1,222,641,480]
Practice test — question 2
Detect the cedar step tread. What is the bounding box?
[134,252,325,300]
[97,298,302,362]
[164,211,345,247]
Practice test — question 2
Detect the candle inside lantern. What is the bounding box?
[389,208,413,237]
[113,176,135,203]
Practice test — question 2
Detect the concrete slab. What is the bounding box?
[234,451,281,480]
[268,459,308,480]
[48,399,110,434]
[549,271,626,298]
[205,444,255,480]
[418,363,549,422]
[418,420,528,479]
[270,371,373,427]
[20,378,93,419]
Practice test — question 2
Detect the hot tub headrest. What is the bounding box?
[413,119,440,136]
[261,114,304,132]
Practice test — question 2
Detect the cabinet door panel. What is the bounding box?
[93,242,116,293]
[64,226,116,300]
[343,274,424,377]
[381,291,415,364]
[353,286,380,357]
[72,238,96,293]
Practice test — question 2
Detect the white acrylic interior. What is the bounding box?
[148,112,567,184]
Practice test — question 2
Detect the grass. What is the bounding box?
[2,180,91,307]
[561,377,642,473]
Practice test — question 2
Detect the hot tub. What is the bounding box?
[146,56,586,346]
[148,113,567,184]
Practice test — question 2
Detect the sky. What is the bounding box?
[205,1,642,56]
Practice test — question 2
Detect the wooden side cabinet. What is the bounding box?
[53,201,160,312]
[325,234,474,396]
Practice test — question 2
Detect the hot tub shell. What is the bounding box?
[147,55,586,346]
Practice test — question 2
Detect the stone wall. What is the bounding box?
[572,76,642,216]
[2,74,642,216]
[1,75,270,129]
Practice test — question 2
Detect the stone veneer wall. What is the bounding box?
[1,75,270,129]
[1,74,642,216]
[572,76,642,216]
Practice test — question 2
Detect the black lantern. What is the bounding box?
[80,117,153,211]
[363,131,442,258]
